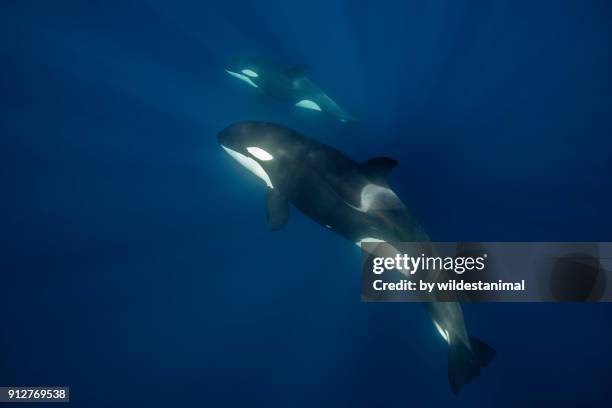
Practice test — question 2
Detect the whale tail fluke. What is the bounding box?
[448,336,496,395]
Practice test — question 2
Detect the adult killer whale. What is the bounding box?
[225,58,355,123]
[217,121,495,394]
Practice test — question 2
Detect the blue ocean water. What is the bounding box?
[1,0,611,406]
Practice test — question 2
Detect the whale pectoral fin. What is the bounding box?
[266,189,290,230]
[361,157,398,183]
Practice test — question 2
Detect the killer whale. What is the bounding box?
[218,121,495,394]
[225,58,355,123]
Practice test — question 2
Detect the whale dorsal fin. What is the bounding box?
[361,157,398,184]
[266,189,290,230]
[286,64,307,79]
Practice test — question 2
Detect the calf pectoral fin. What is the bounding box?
[266,189,290,230]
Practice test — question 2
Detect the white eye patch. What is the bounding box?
[241,69,258,77]
[247,146,274,161]
[225,69,258,88]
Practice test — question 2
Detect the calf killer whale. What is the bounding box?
[225,58,355,123]
[218,121,495,394]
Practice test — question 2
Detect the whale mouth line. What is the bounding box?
[225,69,259,88]
[221,145,273,188]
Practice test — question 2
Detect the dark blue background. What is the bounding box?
[1,0,611,406]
